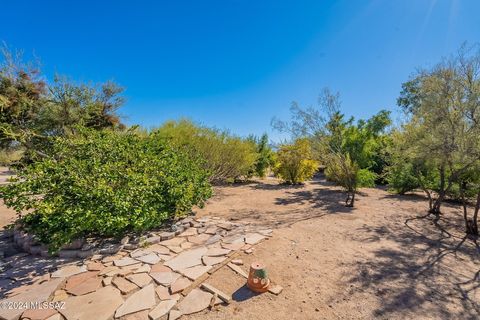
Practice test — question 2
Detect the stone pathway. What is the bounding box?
[0,216,273,320]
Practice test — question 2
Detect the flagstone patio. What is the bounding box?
[0,216,274,320]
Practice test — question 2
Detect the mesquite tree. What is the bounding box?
[394,45,480,221]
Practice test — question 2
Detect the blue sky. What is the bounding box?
[2,0,479,141]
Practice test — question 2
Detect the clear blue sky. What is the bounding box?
[2,0,479,141]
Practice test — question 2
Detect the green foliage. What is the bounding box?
[155,119,257,182]
[0,129,212,251]
[272,88,391,206]
[274,138,319,184]
[324,153,376,205]
[248,133,275,178]
[389,44,480,214]
[0,47,125,156]
[385,161,419,194]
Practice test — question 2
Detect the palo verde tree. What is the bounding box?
[392,44,480,223]
[273,138,318,184]
[155,119,258,183]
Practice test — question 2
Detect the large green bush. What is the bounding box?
[155,119,257,182]
[273,138,319,184]
[0,129,212,251]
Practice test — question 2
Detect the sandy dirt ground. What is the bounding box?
[190,176,480,320]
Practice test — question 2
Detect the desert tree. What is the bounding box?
[0,46,125,160]
[394,44,480,218]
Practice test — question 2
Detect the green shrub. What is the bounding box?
[155,119,257,182]
[274,138,319,184]
[324,153,376,206]
[248,133,275,178]
[385,161,420,194]
[0,128,212,251]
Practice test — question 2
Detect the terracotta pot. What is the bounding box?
[247,262,270,293]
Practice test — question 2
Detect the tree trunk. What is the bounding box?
[460,181,470,233]
[345,191,355,207]
[471,191,480,236]
[430,165,446,215]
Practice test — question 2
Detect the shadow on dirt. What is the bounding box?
[221,178,356,229]
[346,211,480,319]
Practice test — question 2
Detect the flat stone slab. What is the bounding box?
[65,271,99,292]
[127,273,153,288]
[181,242,195,250]
[222,234,244,244]
[150,271,181,286]
[151,263,172,273]
[134,252,161,265]
[115,284,156,318]
[133,264,151,274]
[67,277,102,296]
[159,231,175,241]
[221,242,244,251]
[204,226,219,235]
[202,255,227,266]
[147,244,170,255]
[164,247,207,271]
[245,233,265,245]
[113,257,139,267]
[180,265,212,281]
[22,308,58,320]
[0,278,64,320]
[170,277,192,294]
[51,265,87,278]
[98,266,118,276]
[124,310,149,320]
[86,262,105,271]
[169,309,183,320]
[187,234,210,245]
[177,288,213,315]
[148,299,177,320]
[112,276,138,294]
[205,248,230,257]
[268,284,283,295]
[130,249,150,258]
[167,246,183,254]
[178,228,198,237]
[205,234,222,245]
[60,286,123,320]
[160,237,185,247]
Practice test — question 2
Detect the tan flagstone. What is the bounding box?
[164,247,207,271]
[149,271,181,286]
[148,299,177,320]
[114,284,156,318]
[126,273,152,288]
[112,276,138,294]
[177,288,213,315]
[170,277,192,294]
[59,286,123,320]
[180,265,212,281]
